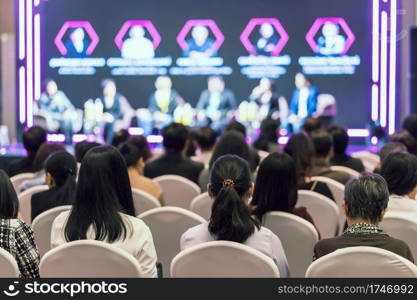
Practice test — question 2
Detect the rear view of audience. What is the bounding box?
[314,173,414,262]
[51,146,158,277]
[253,118,281,153]
[192,126,217,167]
[373,142,407,173]
[75,141,101,163]
[31,151,77,221]
[144,123,204,184]
[181,155,290,277]
[0,170,40,278]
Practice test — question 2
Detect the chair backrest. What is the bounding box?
[306,246,417,277]
[170,241,279,278]
[0,247,19,278]
[311,176,346,234]
[330,165,359,179]
[380,213,417,263]
[263,211,319,277]
[31,205,72,257]
[297,190,340,239]
[139,207,205,277]
[132,188,161,216]
[40,240,142,278]
[189,192,213,220]
[258,150,270,162]
[18,185,49,226]
[153,175,201,209]
[10,172,35,193]
[352,151,380,168]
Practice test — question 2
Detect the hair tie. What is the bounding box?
[222,179,235,187]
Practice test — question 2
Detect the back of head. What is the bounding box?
[209,131,251,170]
[127,136,152,162]
[253,119,279,152]
[22,126,47,155]
[33,143,66,172]
[119,141,147,168]
[111,129,129,148]
[379,142,407,164]
[329,125,349,155]
[65,146,134,242]
[284,133,314,183]
[390,130,417,156]
[402,115,417,140]
[196,126,217,151]
[0,170,19,219]
[225,121,247,137]
[45,151,77,186]
[310,130,333,158]
[208,155,259,243]
[302,117,321,135]
[381,152,417,196]
[162,123,188,153]
[75,141,101,163]
[251,153,298,220]
[344,173,389,223]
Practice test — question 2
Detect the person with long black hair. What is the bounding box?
[181,155,290,277]
[31,151,77,221]
[51,146,157,277]
[0,170,40,278]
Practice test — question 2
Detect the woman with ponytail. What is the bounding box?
[181,154,290,277]
[31,151,77,221]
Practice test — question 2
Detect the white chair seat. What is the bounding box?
[189,192,213,220]
[153,175,200,209]
[306,246,417,277]
[132,188,161,216]
[263,211,319,277]
[330,165,360,179]
[0,248,19,278]
[10,172,35,193]
[40,240,143,278]
[352,151,380,170]
[18,185,49,225]
[171,241,279,278]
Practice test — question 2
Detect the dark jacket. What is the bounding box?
[196,89,237,119]
[310,159,351,185]
[7,156,35,177]
[31,186,73,221]
[331,153,365,173]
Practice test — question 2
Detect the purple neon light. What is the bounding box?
[380,11,388,128]
[388,0,397,134]
[147,135,163,143]
[305,17,356,56]
[240,18,289,56]
[176,19,224,51]
[34,13,40,100]
[372,0,379,83]
[34,0,40,6]
[347,129,370,137]
[19,67,26,123]
[54,21,100,56]
[114,20,161,50]
[19,0,25,60]
[128,127,144,136]
[278,136,289,145]
[372,84,379,121]
[26,0,33,127]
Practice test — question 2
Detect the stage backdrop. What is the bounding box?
[40,0,371,129]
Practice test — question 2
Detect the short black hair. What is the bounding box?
[119,141,149,168]
[302,117,321,135]
[111,129,129,148]
[75,141,101,163]
[196,127,217,150]
[22,126,47,155]
[162,123,189,152]
[329,125,349,154]
[381,152,417,196]
[311,130,333,158]
[379,142,407,164]
[344,173,389,223]
[127,136,152,162]
[225,121,247,137]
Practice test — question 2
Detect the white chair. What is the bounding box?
[139,207,205,277]
[297,190,339,239]
[263,212,319,277]
[306,246,417,277]
[311,176,346,233]
[171,241,279,278]
[380,213,417,264]
[258,150,270,162]
[132,188,161,216]
[153,175,201,209]
[0,248,19,278]
[40,240,142,278]
[330,165,360,179]
[10,172,35,193]
[189,192,213,220]
[31,205,72,257]
[18,185,49,226]
[352,151,380,170]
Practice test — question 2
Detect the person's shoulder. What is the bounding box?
[314,236,343,252]
[385,235,413,250]
[181,222,210,245]
[184,156,204,170]
[9,218,31,231]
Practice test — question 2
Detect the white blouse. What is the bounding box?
[51,211,158,278]
[180,222,290,277]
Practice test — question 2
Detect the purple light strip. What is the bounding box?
[26,0,33,127]
[19,67,26,123]
[372,84,379,121]
[372,0,379,84]
[380,11,388,128]
[388,0,397,134]
[34,0,40,6]
[347,129,370,137]
[34,13,40,100]
[19,0,25,60]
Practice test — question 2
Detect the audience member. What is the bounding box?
[74,141,101,163]
[284,133,334,200]
[329,125,365,172]
[310,130,351,184]
[127,136,152,161]
[51,146,158,277]
[373,142,407,173]
[181,155,290,277]
[381,152,417,219]
[7,126,46,177]
[302,117,322,135]
[0,170,40,278]
[31,151,77,221]
[391,115,417,156]
[192,126,218,167]
[253,118,281,153]
[119,142,163,203]
[111,129,129,148]
[314,173,414,262]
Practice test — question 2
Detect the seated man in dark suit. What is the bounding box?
[7,126,46,177]
[314,173,414,262]
[329,125,365,172]
[144,123,204,184]
[310,130,351,184]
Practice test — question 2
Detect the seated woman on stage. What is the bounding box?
[181,154,290,277]
[195,76,236,132]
